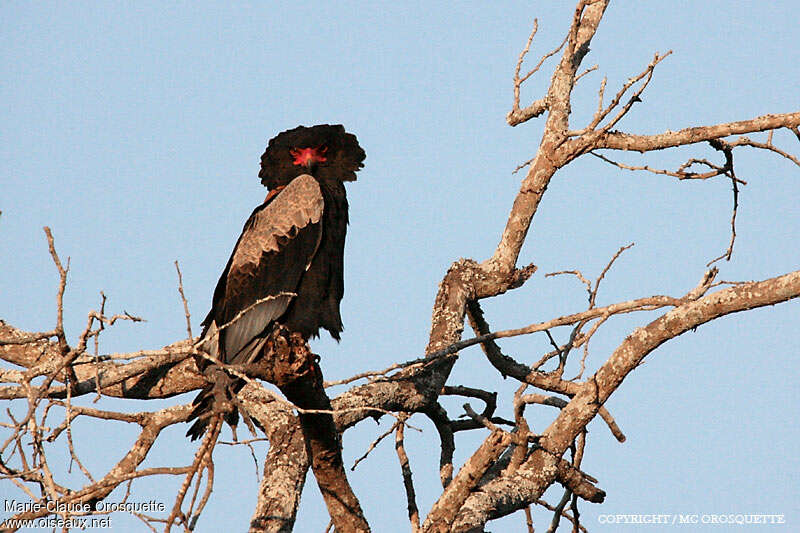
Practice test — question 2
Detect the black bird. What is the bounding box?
[186,124,365,440]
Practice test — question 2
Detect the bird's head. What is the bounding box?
[259,124,365,190]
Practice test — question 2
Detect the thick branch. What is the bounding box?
[491,1,610,277]
[593,112,800,152]
[0,322,204,400]
[241,385,309,533]
[421,430,512,533]
[273,337,370,532]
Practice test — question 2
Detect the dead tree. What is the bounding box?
[1,1,798,531]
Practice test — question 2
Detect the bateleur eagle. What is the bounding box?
[186,124,365,440]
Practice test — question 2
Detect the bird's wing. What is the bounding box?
[202,174,323,364]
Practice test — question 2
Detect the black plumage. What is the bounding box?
[186,124,364,440]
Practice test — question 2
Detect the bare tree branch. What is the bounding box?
[395,413,420,533]
[593,112,800,152]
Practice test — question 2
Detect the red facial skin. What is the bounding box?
[290,146,328,167]
[266,146,329,201]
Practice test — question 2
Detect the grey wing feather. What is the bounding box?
[222,293,293,363]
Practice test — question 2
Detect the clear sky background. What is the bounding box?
[2,2,798,531]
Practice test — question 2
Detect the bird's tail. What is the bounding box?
[185,368,244,441]
[186,320,269,440]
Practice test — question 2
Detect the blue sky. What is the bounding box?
[2,2,798,531]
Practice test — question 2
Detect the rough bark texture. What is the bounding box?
[241,386,309,533]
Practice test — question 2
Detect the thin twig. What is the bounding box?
[43,227,69,354]
[706,140,739,266]
[351,419,401,471]
[174,261,193,340]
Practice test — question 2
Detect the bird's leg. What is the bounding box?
[288,332,320,383]
[207,366,235,415]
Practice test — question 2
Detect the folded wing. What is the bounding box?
[201,174,324,364]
